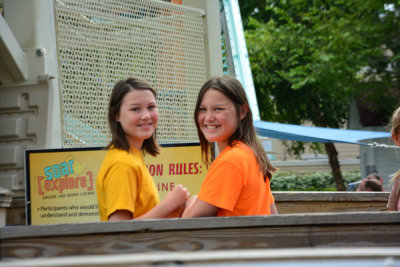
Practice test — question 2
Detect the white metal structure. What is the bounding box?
[0,0,222,196]
[55,0,207,147]
[222,0,260,121]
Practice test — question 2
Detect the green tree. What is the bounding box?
[241,0,400,190]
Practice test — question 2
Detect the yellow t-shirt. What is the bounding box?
[96,147,159,221]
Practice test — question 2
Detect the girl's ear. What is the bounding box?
[393,133,400,146]
[239,104,249,120]
[113,108,120,122]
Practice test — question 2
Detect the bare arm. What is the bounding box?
[270,202,278,215]
[108,210,133,221]
[387,178,400,211]
[108,184,189,221]
[182,196,278,218]
[181,196,219,218]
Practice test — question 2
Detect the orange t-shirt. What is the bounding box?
[198,142,274,216]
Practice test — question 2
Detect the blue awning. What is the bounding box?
[254,121,391,145]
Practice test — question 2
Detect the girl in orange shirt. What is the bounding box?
[182,76,277,217]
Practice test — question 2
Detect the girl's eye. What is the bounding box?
[199,107,206,112]
[131,108,139,112]
[215,107,223,111]
[148,105,157,110]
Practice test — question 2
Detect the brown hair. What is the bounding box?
[106,77,160,156]
[364,179,383,192]
[390,106,400,141]
[390,106,400,182]
[194,76,277,181]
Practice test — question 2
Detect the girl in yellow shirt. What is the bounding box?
[97,77,189,221]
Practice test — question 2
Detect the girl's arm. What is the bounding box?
[182,197,278,217]
[387,177,400,211]
[109,210,133,221]
[108,184,189,221]
[181,196,219,218]
[136,184,190,219]
[270,202,278,215]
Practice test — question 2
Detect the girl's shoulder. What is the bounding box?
[394,174,400,185]
[104,148,142,167]
[220,142,253,160]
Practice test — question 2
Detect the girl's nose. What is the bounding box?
[141,110,150,120]
[206,111,215,121]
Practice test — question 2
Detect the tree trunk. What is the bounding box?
[324,142,346,191]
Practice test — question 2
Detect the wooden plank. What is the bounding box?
[4,192,391,226]
[1,211,399,239]
[5,197,25,226]
[1,212,399,261]
[276,201,388,213]
[2,224,400,259]
[273,192,390,202]
[1,247,400,267]
[274,192,389,213]
[1,224,399,260]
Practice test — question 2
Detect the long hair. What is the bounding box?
[389,106,400,183]
[106,77,160,156]
[194,76,277,181]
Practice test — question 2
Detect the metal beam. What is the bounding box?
[0,15,27,81]
[222,0,260,120]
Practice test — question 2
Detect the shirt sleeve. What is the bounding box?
[103,162,139,218]
[198,159,243,211]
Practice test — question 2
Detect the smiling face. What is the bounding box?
[393,133,400,146]
[391,107,400,146]
[197,89,243,151]
[116,89,158,150]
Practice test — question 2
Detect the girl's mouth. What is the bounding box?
[205,125,219,129]
[138,123,152,127]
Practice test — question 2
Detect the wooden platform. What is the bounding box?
[1,211,399,261]
[5,192,391,226]
[1,247,400,266]
[274,191,389,213]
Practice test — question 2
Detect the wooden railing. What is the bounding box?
[1,211,399,261]
[274,191,389,213]
[5,192,391,226]
[1,247,400,266]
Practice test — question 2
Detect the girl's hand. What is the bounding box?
[163,184,190,217]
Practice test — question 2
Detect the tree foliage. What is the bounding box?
[271,171,361,191]
[239,0,400,190]
[242,0,399,126]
